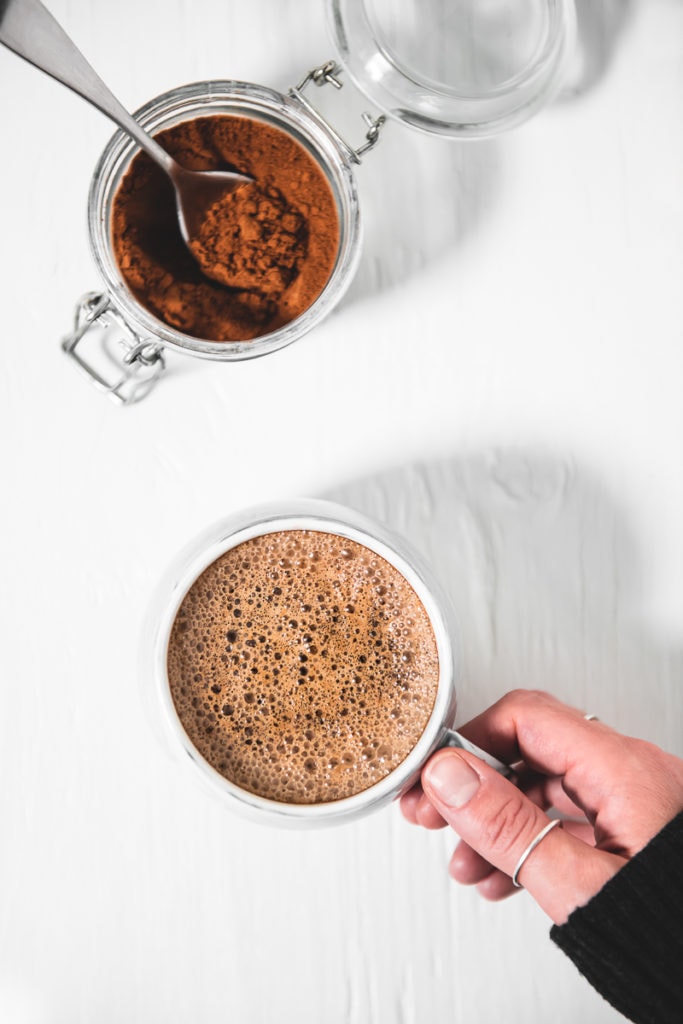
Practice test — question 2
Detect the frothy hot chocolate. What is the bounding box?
[167,529,440,804]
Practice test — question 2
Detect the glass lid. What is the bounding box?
[327,0,576,137]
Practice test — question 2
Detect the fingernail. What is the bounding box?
[426,754,481,808]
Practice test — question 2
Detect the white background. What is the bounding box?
[1,1,682,1021]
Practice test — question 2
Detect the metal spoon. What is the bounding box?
[0,0,250,244]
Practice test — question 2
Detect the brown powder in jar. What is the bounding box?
[111,115,340,342]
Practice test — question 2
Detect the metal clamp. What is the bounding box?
[291,60,386,164]
[61,292,166,405]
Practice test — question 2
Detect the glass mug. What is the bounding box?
[61,0,576,403]
[147,499,509,827]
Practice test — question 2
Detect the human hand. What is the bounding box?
[401,690,683,925]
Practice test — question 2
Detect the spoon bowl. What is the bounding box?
[169,162,252,244]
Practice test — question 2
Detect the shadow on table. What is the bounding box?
[323,449,682,751]
[346,126,500,306]
[562,0,635,100]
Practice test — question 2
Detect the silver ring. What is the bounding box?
[512,819,561,888]
[584,713,599,721]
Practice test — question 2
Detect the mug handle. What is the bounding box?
[440,730,513,779]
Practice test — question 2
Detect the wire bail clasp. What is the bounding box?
[61,292,166,405]
[291,60,385,164]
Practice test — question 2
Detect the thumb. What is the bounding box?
[421,749,622,924]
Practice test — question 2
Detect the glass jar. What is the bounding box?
[145,498,509,827]
[62,79,363,403]
[62,0,576,403]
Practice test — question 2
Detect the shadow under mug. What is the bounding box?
[147,498,509,827]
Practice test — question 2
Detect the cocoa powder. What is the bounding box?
[111,115,340,341]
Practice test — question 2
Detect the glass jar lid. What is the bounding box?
[327,0,576,137]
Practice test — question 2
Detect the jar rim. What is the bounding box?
[88,80,361,360]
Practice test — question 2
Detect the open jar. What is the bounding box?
[62,0,576,403]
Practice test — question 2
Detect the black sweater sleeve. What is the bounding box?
[550,811,683,1023]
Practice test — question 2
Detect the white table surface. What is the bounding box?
[1,1,682,1022]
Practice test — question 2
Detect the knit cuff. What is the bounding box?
[550,811,683,1024]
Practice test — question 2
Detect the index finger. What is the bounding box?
[457,690,617,797]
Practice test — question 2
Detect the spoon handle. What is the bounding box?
[0,0,175,174]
